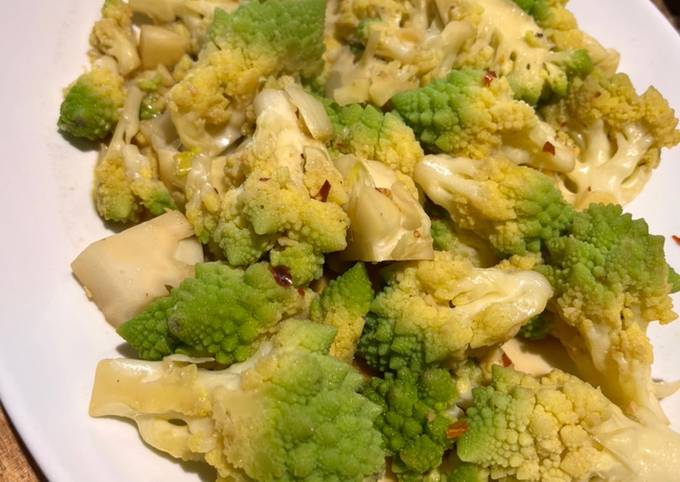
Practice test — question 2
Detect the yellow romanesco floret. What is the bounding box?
[458,366,680,482]
[326,0,474,105]
[361,251,552,368]
[542,70,680,207]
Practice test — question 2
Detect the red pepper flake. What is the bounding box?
[259,177,270,182]
[672,235,680,246]
[375,187,391,197]
[297,287,306,296]
[447,420,468,439]
[542,141,556,155]
[502,353,513,367]
[271,266,293,287]
[315,180,331,202]
[483,70,497,86]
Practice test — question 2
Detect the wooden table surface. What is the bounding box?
[0,403,42,481]
[1,1,677,480]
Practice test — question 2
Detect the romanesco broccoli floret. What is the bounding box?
[542,69,680,207]
[58,65,125,141]
[168,0,326,153]
[324,102,424,176]
[357,251,552,370]
[447,463,489,482]
[670,265,680,293]
[391,69,576,172]
[92,82,175,223]
[118,262,309,364]
[415,155,574,255]
[270,242,324,287]
[457,365,680,481]
[428,204,498,268]
[94,144,175,223]
[214,168,349,265]
[537,203,677,421]
[310,263,374,361]
[450,0,592,106]
[326,0,473,106]
[182,89,349,271]
[92,320,387,481]
[209,0,325,77]
[362,368,457,481]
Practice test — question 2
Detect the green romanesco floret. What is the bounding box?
[310,263,374,361]
[58,66,125,141]
[324,102,424,176]
[511,0,567,26]
[390,69,576,172]
[357,251,552,371]
[363,368,457,481]
[670,265,680,293]
[168,0,326,153]
[269,242,324,287]
[117,262,309,364]
[446,463,489,482]
[415,155,574,256]
[542,69,680,207]
[537,203,677,420]
[208,0,325,78]
[113,296,179,360]
[92,320,387,481]
[457,365,680,481]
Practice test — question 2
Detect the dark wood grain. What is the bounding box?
[0,404,43,481]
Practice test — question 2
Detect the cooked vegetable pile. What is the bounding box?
[62,0,680,480]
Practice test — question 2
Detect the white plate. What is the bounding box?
[0,0,679,480]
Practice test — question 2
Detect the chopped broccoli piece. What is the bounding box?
[310,263,374,360]
[58,66,125,141]
[118,262,308,364]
